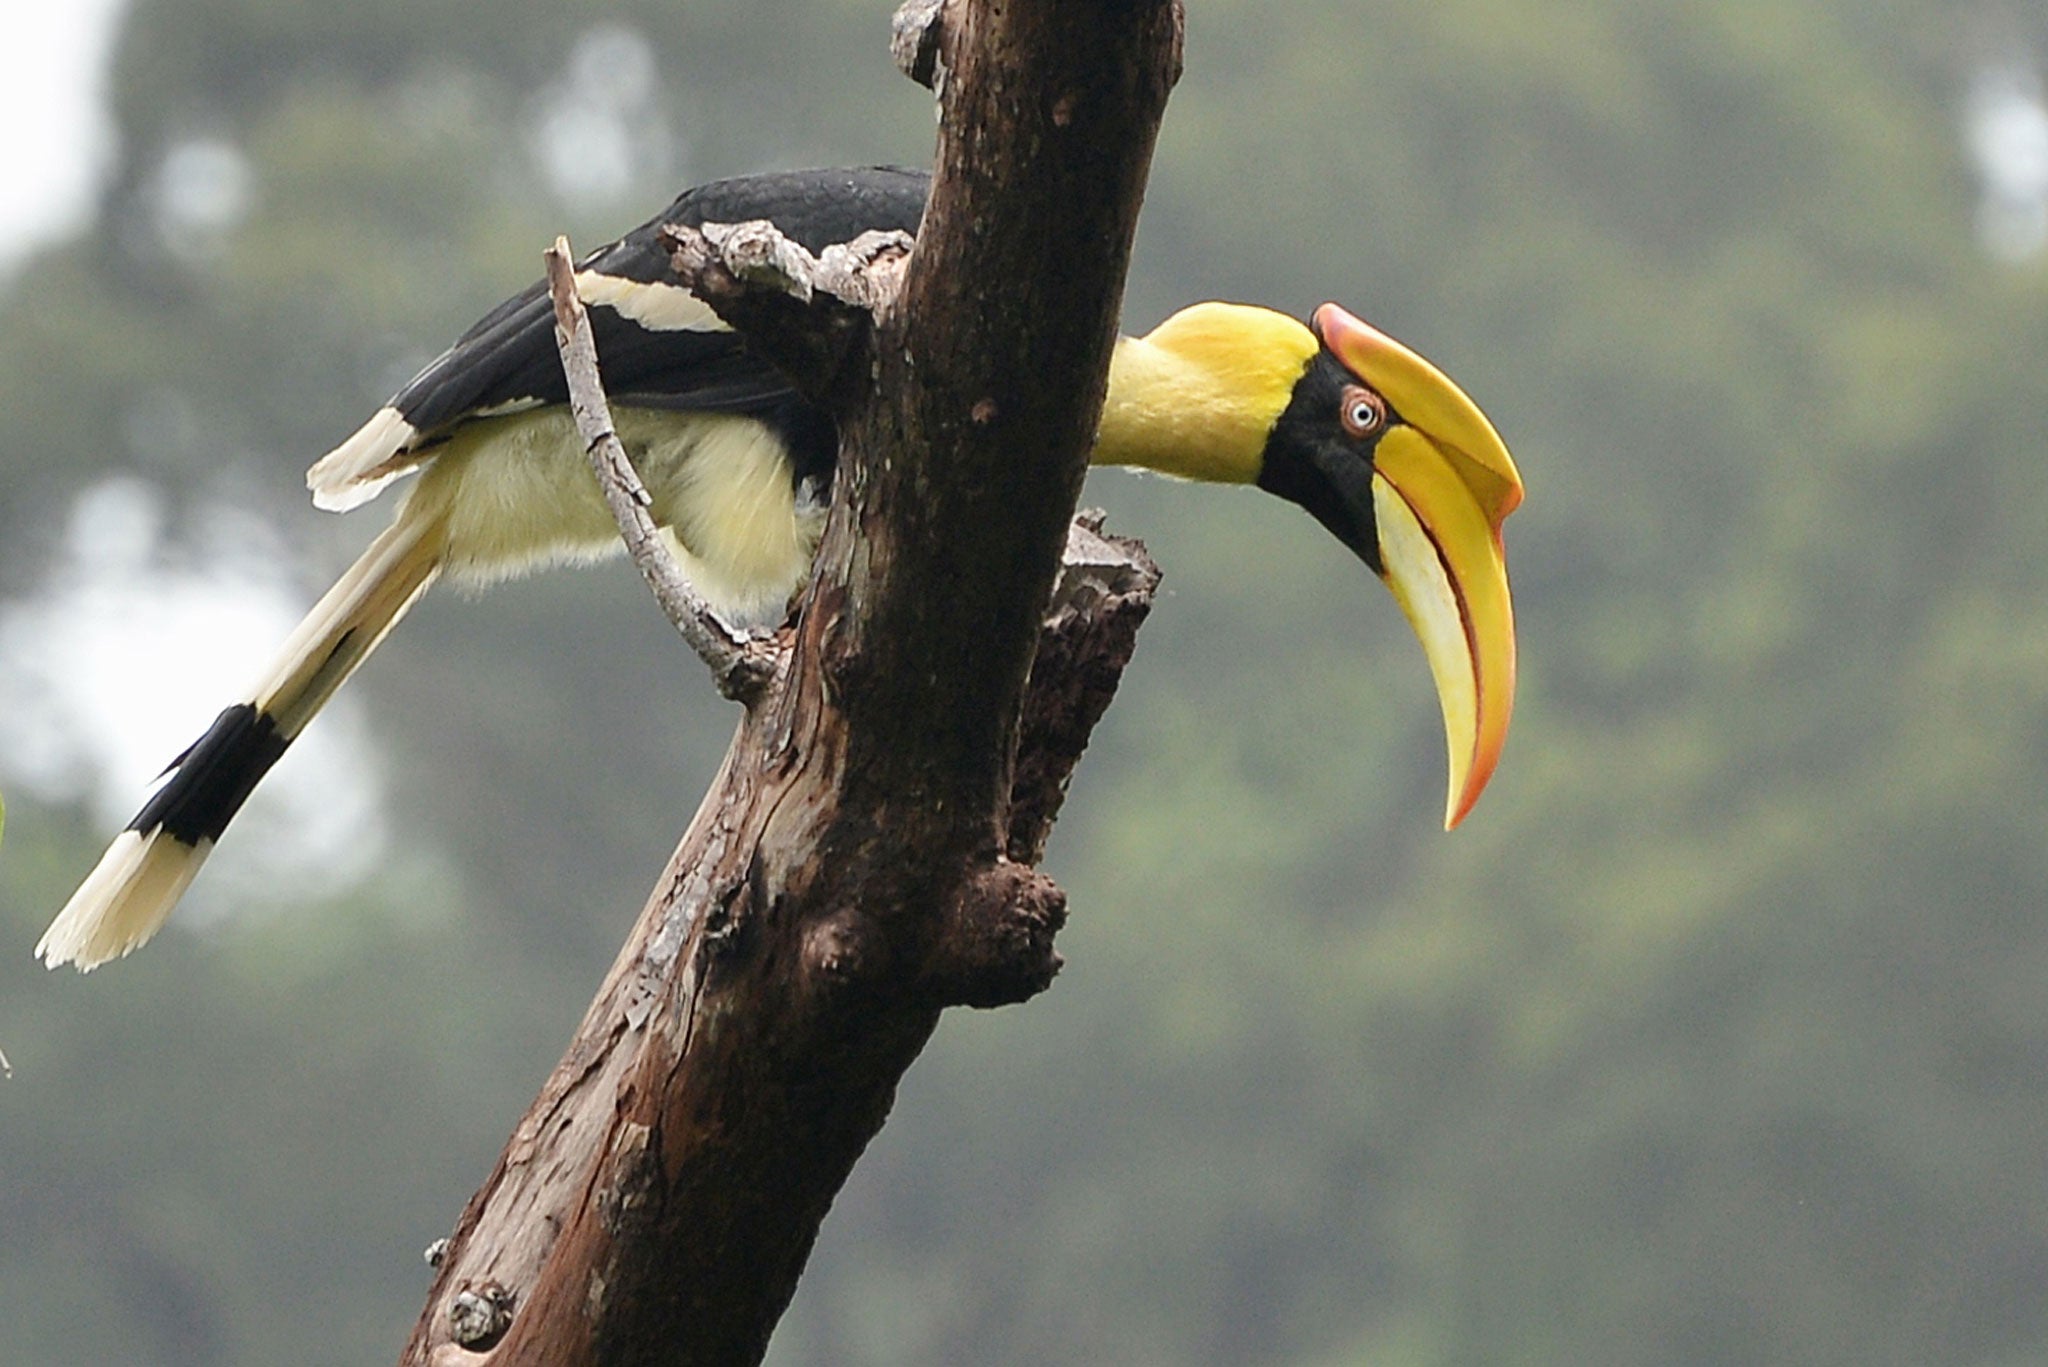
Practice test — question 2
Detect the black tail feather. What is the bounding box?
[133,704,292,848]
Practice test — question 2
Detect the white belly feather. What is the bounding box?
[397,406,822,623]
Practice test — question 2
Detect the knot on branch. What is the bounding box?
[661,220,913,408]
[801,906,887,998]
[446,1280,516,1351]
[596,1121,662,1240]
[923,860,1068,1009]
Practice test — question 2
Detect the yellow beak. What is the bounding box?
[1312,304,1523,829]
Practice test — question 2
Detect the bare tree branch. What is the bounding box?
[890,0,947,92]
[402,2,1182,1362]
[542,237,776,703]
[659,220,914,410]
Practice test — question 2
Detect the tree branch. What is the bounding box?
[1009,514,1161,864]
[402,2,1181,1362]
[542,238,777,703]
[658,220,914,410]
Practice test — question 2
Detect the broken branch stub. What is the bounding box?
[660,220,914,412]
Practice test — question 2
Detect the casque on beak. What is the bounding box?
[1313,303,1523,828]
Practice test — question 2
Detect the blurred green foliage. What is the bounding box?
[4,1,2048,1364]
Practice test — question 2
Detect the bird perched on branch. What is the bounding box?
[39,165,1523,971]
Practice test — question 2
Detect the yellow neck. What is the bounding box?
[1091,303,1319,485]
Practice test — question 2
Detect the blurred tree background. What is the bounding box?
[5,0,2048,1363]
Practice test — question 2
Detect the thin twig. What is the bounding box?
[542,237,775,702]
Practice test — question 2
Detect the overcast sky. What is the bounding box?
[1,0,127,270]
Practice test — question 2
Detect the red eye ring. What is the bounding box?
[1340,385,1385,439]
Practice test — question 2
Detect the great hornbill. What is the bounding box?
[39,166,1523,971]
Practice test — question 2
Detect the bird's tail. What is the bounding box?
[38,508,446,971]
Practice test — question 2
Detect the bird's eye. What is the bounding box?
[1340,386,1385,439]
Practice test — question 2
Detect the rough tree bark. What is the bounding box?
[399,2,1184,1364]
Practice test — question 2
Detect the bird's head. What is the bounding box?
[1100,301,1523,827]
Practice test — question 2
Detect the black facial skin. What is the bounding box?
[1255,350,1394,574]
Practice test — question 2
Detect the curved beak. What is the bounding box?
[1313,304,1523,829]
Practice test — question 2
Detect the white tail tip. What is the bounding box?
[37,831,210,972]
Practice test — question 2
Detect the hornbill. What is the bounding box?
[39,166,1523,971]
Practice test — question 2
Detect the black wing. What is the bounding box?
[397,165,931,431]
[309,167,930,507]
